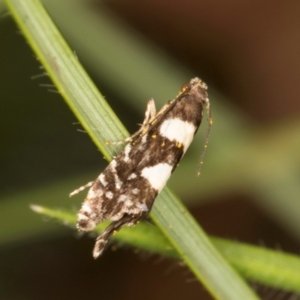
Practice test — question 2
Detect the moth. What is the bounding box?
[70,77,212,258]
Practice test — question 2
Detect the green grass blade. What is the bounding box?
[31,205,300,294]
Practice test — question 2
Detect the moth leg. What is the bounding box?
[142,98,157,127]
[93,213,143,259]
[106,98,157,146]
[148,99,174,125]
[69,181,94,197]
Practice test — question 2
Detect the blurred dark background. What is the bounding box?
[1,0,300,299]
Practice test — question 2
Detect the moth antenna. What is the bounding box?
[196,99,212,176]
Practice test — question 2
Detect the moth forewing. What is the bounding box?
[72,77,211,258]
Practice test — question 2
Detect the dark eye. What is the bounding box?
[180,82,189,92]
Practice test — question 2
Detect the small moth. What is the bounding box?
[70,77,212,258]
